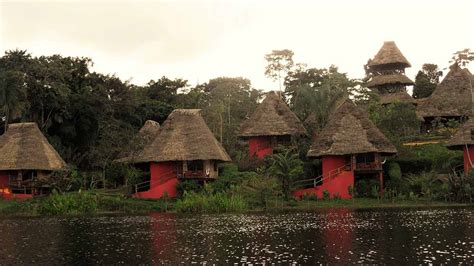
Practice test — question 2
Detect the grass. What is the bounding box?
[1,193,471,217]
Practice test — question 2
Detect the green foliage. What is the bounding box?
[450,48,474,67]
[322,190,330,200]
[208,163,258,193]
[233,176,280,208]
[395,144,463,174]
[176,180,203,196]
[285,65,355,132]
[264,49,294,90]
[38,190,98,215]
[175,192,248,213]
[268,148,304,200]
[369,102,420,140]
[413,64,442,99]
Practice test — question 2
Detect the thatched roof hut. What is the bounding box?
[366,74,414,88]
[115,120,160,163]
[379,91,416,105]
[417,66,474,118]
[368,41,411,69]
[0,123,67,171]
[446,118,474,149]
[307,100,397,157]
[239,91,307,137]
[136,109,231,163]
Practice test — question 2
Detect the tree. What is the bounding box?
[286,65,355,132]
[413,64,442,99]
[264,49,294,94]
[450,48,474,67]
[0,70,26,131]
[369,102,420,140]
[268,148,304,200]
[195,77,261,154]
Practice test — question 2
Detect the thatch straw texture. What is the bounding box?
[379,91,416,105]
[417,66,474,118]
[136,109,231,162]
[368,41,411,68]
[307,100,397,157]
[0,123,67,170]
[239,91,307,137]
[115,120,160,163]
[367,74,414,88]
[446,118,474,149]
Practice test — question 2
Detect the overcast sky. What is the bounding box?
[1,0,473,90]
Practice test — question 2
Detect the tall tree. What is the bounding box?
[264,49,294,94]
[0,70,26,131]
[412,64,442,99]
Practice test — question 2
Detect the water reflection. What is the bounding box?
[0,207,473,264]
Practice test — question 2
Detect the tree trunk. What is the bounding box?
[4,107,9,132]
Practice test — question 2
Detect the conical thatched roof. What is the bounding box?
[136,109,231,163]
[0,123,67,171]
[238,91,307,137]
[368,41,411,68]
[379,91,416,105]
[115,120,160,163]
[367,74,414,88]
[307,100,397,157]
[417,66,474,118]
[446,118,474,149]
[303,112,320,133]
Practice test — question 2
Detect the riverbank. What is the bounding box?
[0,191,470,217]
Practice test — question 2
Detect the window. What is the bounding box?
[356,153,375,164]
[187,160,204,172]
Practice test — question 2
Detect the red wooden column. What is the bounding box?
[463,145,474,174]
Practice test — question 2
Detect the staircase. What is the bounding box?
[293,164,351,189]
[133,169,177,194]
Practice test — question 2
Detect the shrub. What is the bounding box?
[38,190,98,215]
[322,190,330,200]
[175,192,248,213]
[176,180,202,196]
[209,163,258,193]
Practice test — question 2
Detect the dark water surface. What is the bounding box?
[1,207,474,265]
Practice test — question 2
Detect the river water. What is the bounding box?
[0,207,473,264]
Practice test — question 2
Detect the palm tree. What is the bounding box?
[268,148,304,200]
[0,70,26,131]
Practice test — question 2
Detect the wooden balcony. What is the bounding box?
[354,162,382,172]
[178,170,216,179]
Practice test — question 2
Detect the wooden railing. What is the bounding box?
[292,164,352,189]
[133,169,177,194]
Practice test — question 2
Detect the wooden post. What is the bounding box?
[379,172,384,196]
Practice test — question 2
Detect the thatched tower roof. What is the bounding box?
[115,120,160,163]
[366,74,414,88]
[307,100,397,157]
[303,112,319,132]
[417,66,474,118]
[238,91,307,137]
[379,91,416,105]
[446,118,474,149]
[136,109,231,163]
[0,123,67,171]
[368,41,411,69]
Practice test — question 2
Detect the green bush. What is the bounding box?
[176,180,203,196]
[322,190,330,200]
[175,192,248,213]
[208,163,258,193]
[38,190,98,215]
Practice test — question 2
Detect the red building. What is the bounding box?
[238,91,307,160]
[294,100,397,199]
[128,109,231,199]
[0,123,67,199]
[447,118,474,174]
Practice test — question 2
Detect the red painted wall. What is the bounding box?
[294,155,354,199]
[464,146,474,174]
[0,171,8,188]
[135,162,178,199]
[248,137,273,159]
